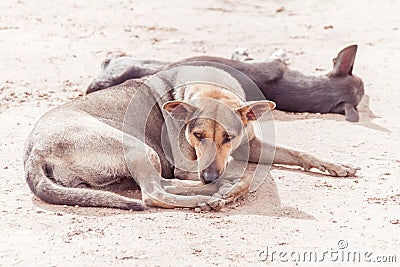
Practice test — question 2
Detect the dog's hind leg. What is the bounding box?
[25,153,145,210]
[123,138,225,210]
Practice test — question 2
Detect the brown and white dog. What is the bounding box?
[24,65,357,211]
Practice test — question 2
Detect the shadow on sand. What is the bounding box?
[33,163,317,220]
[272,95,389,133]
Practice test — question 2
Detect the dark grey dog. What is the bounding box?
[87,45,364,122]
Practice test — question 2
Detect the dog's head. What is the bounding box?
[326,45,364,122]
[163,86,275,184]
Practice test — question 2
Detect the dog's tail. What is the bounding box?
[24,154,145,211]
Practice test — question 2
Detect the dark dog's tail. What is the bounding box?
[24,155,145,211]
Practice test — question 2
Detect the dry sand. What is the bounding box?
[0,0,399,266]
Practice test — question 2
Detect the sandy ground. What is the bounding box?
[1,0,399,266]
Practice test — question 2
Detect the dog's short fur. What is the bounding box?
[87,45,364,122]
[25,65,357,210]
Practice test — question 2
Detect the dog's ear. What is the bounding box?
[344,103,360,122]
[331,45,357,76]
[236,100,276,123]
[163,101,198,121]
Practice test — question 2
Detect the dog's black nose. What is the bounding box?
[201,170,220,184]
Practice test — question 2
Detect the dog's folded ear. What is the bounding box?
[236,100,276,123]
[162,101,198,121]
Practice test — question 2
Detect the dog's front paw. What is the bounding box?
[195,197,225,212]
[317,162,359,177]
[212,180,251,203]
[208,197,225,210]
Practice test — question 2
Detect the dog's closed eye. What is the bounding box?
[222,134,235,144]
[193,132,205,141]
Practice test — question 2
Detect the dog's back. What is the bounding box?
[86,45,364,121]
